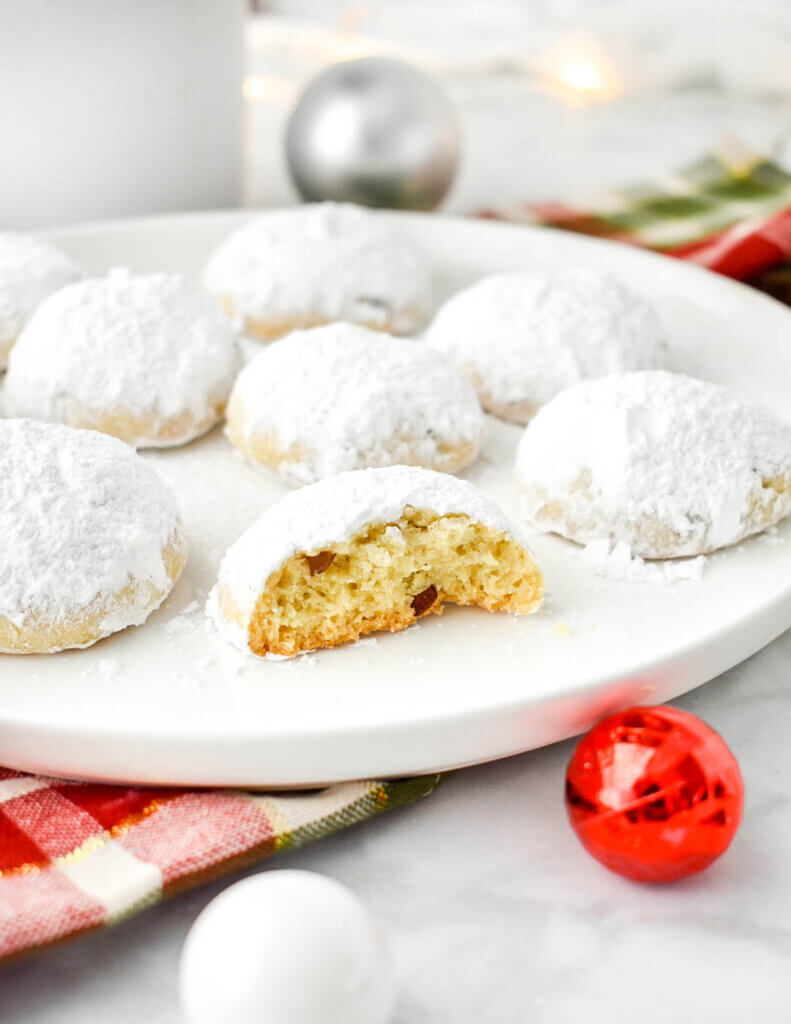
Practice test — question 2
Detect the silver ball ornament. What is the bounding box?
[286,57,460,211]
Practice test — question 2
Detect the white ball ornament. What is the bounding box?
[179,870,397,1024]
[286,56,460,211]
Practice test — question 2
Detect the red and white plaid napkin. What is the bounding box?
[0,769,441,961]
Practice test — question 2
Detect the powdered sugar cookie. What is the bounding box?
[203,203,432,340]
[0,419,187,654]
[208,465,543,657]
[0,232,83,370]
[226,323,486,484]
[515,371,791,558]
[426,269,666,423]
[5,271,241,447]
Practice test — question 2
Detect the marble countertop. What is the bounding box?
[4,627,791,1022]
[4,14,791,1023]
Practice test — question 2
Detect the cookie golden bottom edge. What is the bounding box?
[0,538,187,654]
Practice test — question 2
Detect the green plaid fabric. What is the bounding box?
[482,142,791,304]
[586,146,791,248]
[0,771,444,960]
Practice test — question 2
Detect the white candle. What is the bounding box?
[0,0,245,229]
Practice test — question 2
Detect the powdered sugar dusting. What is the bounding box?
[228,322,486,484]
[0,419,185,641]
[516,371,791,558]
[203,203,432,334]
[0,232,83,365]
[5,271,241,446]
[164,601,203,636]
[208,464,530,651]
[581,539,706,583]
[426,268,666,421]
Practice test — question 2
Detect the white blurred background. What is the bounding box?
[2,0,791,225]
[245,0,791,210]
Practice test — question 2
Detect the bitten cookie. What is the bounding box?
[5,271,241,447]
[0,419,187,654]
[226,322,486,484]
[208,465,543,657]
[515,371,791,558]
[202,203,432,340]
[0,232,83,370]
[426,269,666,423]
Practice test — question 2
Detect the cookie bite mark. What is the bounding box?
[209,466,543,659]
[245,511,541,657]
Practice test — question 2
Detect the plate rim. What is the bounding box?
[0,206,788,785]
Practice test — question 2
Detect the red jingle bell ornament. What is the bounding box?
[565,705,743,883]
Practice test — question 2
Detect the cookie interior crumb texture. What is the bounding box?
[218,509,543,657]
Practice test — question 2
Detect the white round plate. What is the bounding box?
[2,211,790,787]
